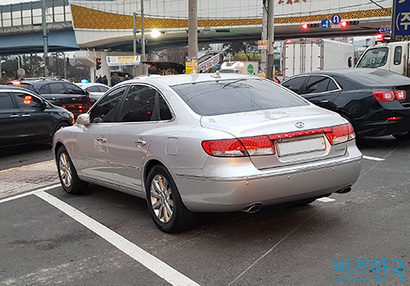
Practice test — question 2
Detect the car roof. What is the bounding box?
[292,68,404,77]
[116,73,258,88]
[0,85,35,92]
[285,68,410,86]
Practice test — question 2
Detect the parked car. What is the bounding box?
[53,73,362,233]
[75,82,109,103]
[0,86,74,148]
[282,68,410,139]
[8,78,92,117]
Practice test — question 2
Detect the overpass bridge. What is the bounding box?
[0,0,393,56]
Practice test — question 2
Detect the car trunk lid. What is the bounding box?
[200,106,352,169]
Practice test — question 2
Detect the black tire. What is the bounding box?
[55,122,70,133]
[49,122,70,144]
[56,146,88,194]
[146,165,196,233]
[393,132,410,140]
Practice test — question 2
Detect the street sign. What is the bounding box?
[392,0,410,40]
[185,61,198,74]
[106,56,141,66]
[258,40,268,50]
[331,14,341,25]
[379,27,392,34]
[321,19,331,29]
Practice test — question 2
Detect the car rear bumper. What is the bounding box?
[173,149,362,212]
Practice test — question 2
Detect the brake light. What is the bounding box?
[12,80,22,86]
[373,91,398,102]
[202,136,274,157]
[23,95,32,104]
[325,123,355,145]
[394,90,406,100]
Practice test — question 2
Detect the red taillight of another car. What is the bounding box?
[373,90,406,101]
[202,136,275,157]
[202,123,355,157]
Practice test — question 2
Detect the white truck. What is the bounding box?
[220,61,259,75]
[282,38,354,79]
[355,41,410,77]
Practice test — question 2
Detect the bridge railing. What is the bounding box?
[0,0,71,33]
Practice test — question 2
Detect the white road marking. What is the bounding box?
[363,155,385,162]
[0,184,60,204]
[34,191,201,286]
[316,197,336,203]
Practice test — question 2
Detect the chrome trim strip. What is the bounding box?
[176,155,362,182]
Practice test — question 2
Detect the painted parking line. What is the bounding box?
[363,155,385,162]
[0,184,60,204]
[34,191,201,286]
[316,197,336,203]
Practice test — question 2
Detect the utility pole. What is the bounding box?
[266,0,275,80]
[41,0,48,76]
[261,0,268,74]
[133,12,137,57]
[141,0,146,75]
[188,0,198,64]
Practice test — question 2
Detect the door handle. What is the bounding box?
[96,136,107,143]
[136,140,147,146]
[9,114,19,118]
[319,99,329,104]
[22,114,31,117]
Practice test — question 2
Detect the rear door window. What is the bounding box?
[65,83,85,95]
[305,76,339,94]
[48,83,66,94]
[118,85,156,122]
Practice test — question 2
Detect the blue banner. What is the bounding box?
[392,0,410,40]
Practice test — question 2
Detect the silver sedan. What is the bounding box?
[53,73,362,233]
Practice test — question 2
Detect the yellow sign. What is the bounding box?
[185,61,198,74]
[258,40,268,50]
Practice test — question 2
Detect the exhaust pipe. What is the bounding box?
[242,203,262,213]
[336,186,352,194]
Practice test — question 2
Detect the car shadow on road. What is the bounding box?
[0,144,53,170]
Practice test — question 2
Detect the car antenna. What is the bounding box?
[211,70,221,78]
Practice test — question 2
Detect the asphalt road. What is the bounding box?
[0,137,409,285]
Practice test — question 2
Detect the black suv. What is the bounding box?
[0,86,74,148]
[7,77,92,117]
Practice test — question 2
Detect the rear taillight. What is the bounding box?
[373,90,406,101]
[394,90,406,100]
[202,124,355,157]
[325,123,355,145]
[202,136,275,157]
[373,91,395,102]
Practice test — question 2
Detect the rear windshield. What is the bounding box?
[171,78,308,116]
[345,69,410,86]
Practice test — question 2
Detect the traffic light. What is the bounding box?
[96,58,102,70]
[301,23,320,30]
[340,21,348,28]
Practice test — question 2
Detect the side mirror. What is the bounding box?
[348,56,353,68]
[76,113,90,125]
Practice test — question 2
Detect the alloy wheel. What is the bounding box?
[59,152,73,188]
[150,174,174,223]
